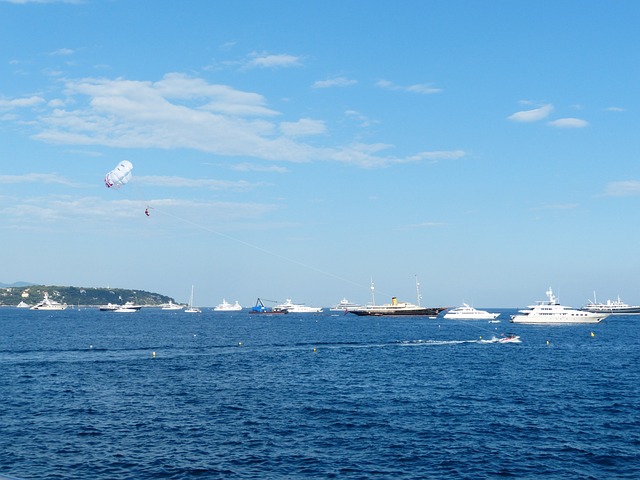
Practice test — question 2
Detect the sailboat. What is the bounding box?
[185,285,201,313]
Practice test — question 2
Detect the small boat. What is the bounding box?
[30,292,67,310]
[581,292,640,315]
[162,301,184,311]
[16,301,30,308]
[273,299,322,313]
[329,298,362,312]
[184,286,201,313]
[510,288,609,324]
[497,334,521,343]
[443,303,500,320]
[348,278,445,317]
[249,298,288,314]
[114,306,138,313]
[99,303,119,311]
[214,299,242,311]
[100,301,142,312]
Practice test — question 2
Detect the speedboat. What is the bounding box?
[443,303,500,320]
[329,298,362,312]
[581,293,640,315]
[510,288,609,324]
[214,299,242,311]
[101,301,142,311]
[30,292,67,310]
[16,300,30,308]
[497,334,521,343]
[114,306,138,313]
[273,299,322,313]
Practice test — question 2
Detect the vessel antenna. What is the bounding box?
[370,277,376,306]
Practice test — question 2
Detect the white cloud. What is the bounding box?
[603,180,640,197]
[136,175,261,191]
[0,173,75,185]
[0,96,46,109]
[406,84,443,94]
[376,79,442,94]
[312,77,357,89]
[409,150,466,162]
[0,195,279,227]
[548,117,588,128]
[508,104,553,122]
[344,109,375,128]
[245,53,303,69]
[4,73,463,169]
[232,163,288,174]
[279,118,326,137]
[605,106,625,112]
[49,48,75,56]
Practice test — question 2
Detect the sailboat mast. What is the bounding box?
[370,278,376,306]
[415,275,422,307]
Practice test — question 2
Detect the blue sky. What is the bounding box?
[1,0,639,308]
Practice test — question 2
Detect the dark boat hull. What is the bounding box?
[349,307,445,317]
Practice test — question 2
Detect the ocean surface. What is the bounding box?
[1,307,638,479]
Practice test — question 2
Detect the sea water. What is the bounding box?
[0,308,638,479]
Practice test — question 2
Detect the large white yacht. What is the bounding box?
[329,298,362,312]
[161,301,184,311]
[30,292,67,311]
[581,293,640,315]
[444,304,500,320]
[273,299,323,313]
[213,299,242,311]
[510,288,609,324]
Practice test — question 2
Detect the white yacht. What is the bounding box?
[581,293,640,315]
[99,303,119,311]
[329,298,362,312]
[114,306,138,313]
[16,301,30,308]
[213,299,242,311]
[161,301,184,311]
[30,292,67,311]
[273,299,323,313]
[510,288,609,324]
[444,304,500,320]
[100,301,141,312]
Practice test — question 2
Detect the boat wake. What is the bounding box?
[398,335,520,346]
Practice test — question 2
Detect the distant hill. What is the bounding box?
[0,285,175,307]
[0,281,34,288]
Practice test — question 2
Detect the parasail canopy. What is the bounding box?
[105,160,133,189]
